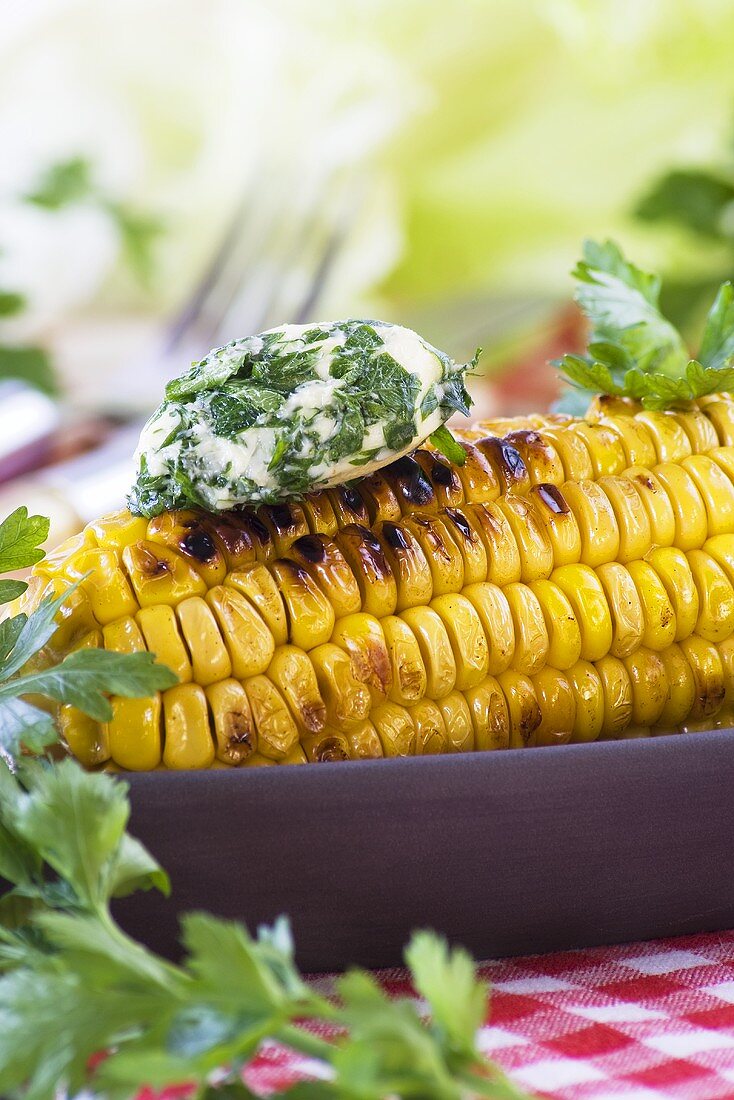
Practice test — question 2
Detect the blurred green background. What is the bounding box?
[3,0,734,422]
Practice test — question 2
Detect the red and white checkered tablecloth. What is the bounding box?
[142,931,734,1100]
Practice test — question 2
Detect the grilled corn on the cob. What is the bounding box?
[18,393,734,769]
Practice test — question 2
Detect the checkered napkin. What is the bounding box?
[143,931,734,1100]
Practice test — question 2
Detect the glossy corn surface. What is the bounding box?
[19,393,734,768]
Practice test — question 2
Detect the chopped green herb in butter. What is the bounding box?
[129,320,475,516]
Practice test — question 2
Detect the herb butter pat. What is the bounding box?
[129,319,475,516]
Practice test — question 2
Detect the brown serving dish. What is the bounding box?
[116,729,734,971]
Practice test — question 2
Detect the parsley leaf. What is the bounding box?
[557,239,734,409]
[699,281,734,371]
[25,156,94,209]
[429,425,467,466]
[0,507,49,572]
[572,239,688,377]
[0,649,178,722]
[635,168,734,239]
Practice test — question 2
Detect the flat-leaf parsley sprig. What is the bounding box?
[0,506,177,762]
[556,239,734,410]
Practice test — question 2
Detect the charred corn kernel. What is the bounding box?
[598,476,652,563]
[717,637,734,708]
[356,470,403,523]
[160,684,213,769]
[703,402,734,446]
[288,535,361,618]
[331,613,392,702]
[256,502,310,558]
[301,730,351,762]
[467,503,522,587]
[267,645,326,734]
[496,497,553,582]
[634,412,692,463]
[71,629,103,655]
[326,485,372,527]
[528,485,581,567]
[571,422,627,477]
[300,491,338,537]
[463,582,515,675]
[464,676,510,750]
[670,407,719,453]
[622,647,668,727]
[682,455,734,536]
[653,463,708,550]
[687,550,734,642]
[239,513,276,562]
[409,699,448,754]
[379,456,438,515]
[598,415,657,468]
[334,525,397,617]
[561,481,620,568]
[89,509,148,550]
[270,559,336,649]
[644,547,698,642]
[198,513,256,570]
[402,516,464,595]
[442,508,488,585]
[656,645,697,729]
[532,667,576,747]
[453,440,505,499]
[626,561,677,651]
[372,702,416,756]
[109,695,163,771]
[552,565,613,662]
[437,690,474,752]
[136,604,193,683]
[34,530,96,582]
[205,585,274,677]
[176,596,232,685]
[399,606,456,699]
[503,583,549,676]
[244,675,299,759]
[377,521,433,611]
[32,577,97,653]
[309,643,371,728]
[280,744,309,765]
[679,636,726,720]
[146,512,227,585]
[594,564,644,659]
[430,593,490,690]
[414,449,465,508]
[122,540,207,608]
[503,430,565,486]
[595,656,633,739]
[205,679,255,764]
[382,615,428,706]
[243,752,276,768]
[498,669,541,749]
[225,564,288,647]
[567,660,604,743]
[74,549,139,624]
[530,579,582,669]
[345,720,384,759]
[539,425,594,481]
[623,470,675,548]
[475,437,530,495]
[58,705,109,767]
[102,615,145,655]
